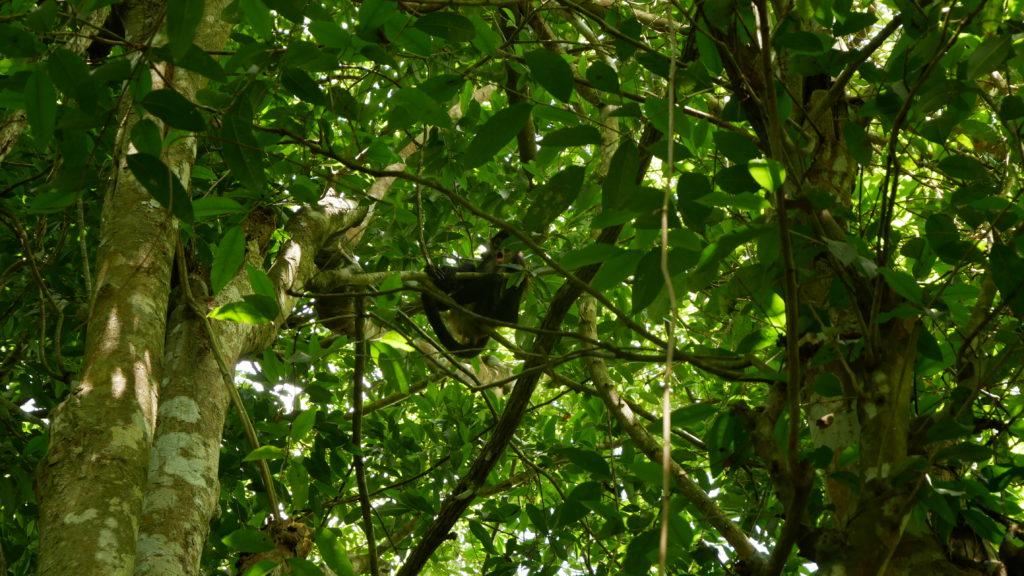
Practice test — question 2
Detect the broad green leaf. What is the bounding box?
[386,87,448,129]
[560,244,628,269]
[937,154,989,181]
[173,44,228,82]
[192,197,245,220]
[281,68,326,105]
[413,11,474,42]
[309,21,352,49]
[239,0,273,39]
[469,14,499,55]
[222,528,275,552]
[48,48,96,109]
[207,296,276,323]
[290,409,317,442]
[748,158,786,192]
[990,244,1024,317]
[540,126,602,148]
[676,171,714,230]
[131,119,163,157]
[714,131,760,163]
[1000,95,1024,121]
[878,268,922,304]
[468,521,497,555]
[811,373,843,397]
[28,188,78,213]
[358,0,398,41]
[316,530,355,576]
[211,226,246,294]
[462,103,533,169]
[220,113,266,191]
[559,448,611,479]
[0,23,42,57]
[261,0,303,23]
[25,69,56,147]
[126,153,194,223]
[166,0,203,60]
[523,166,585,232]
[601,139,639,212]
[243,445,285,461]
[247,264,277,301]
[586,60,620,94]
[834,12,877,35]
[963,508,1003,543]
[524,49,574,102]
[966,36,1012,80]
[286,558,322,576]
[417,74,464,102]
[141,89,206,132]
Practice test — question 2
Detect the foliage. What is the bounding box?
[1,0,1024,574]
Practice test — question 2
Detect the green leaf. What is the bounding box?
[468,521,497,555]
[386,87,448,129]
[602,139,639,212]
[308,21,352,49]
[676,172,714,230]
[222,528,275,552]
[141,89,206,132]
[462,103,533,169]
[523,166,585,233]
[714,131,760,164]
[748,158,786,192]
[207,297,276,324]
[212,227,246,294]
[126,153,194,223]
[358,0,398,41]
[261,0,303,23]
[811,373,843,397]
[290,409,317,442]
[0,23,42,57]
[413,11,474,42]
[166,0,204,60]
[878,268,922,304]
[559,448,611,479]
[316,530,355,576]
[962,508,1003,543]
[936,154,988,181]
[586,60,620,94]
[192,197,245,220]
[524,49,574,102]
[281,68,326,105]
[247,264,277,301]
[220,113,266,191]
[239,0,273,39]
[966,35,1012,80]
[286,558,323,576]
[25,69,56,147]
[243,445,285,461]
[560,244,627,269]
[934,443,992,464]
[540,126,602,148]
[1000,95,1024,121]
[173,43,228,82]
[48,48,96,109]
[131,119,163,157]
[989,244,1024,317]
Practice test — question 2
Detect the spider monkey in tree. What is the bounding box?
[422,231,528,358]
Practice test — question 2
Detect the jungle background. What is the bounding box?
[1,0,1024,574]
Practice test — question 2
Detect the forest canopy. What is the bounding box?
[2,0,1024,575]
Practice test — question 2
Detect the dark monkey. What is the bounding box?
[422,231,528,358]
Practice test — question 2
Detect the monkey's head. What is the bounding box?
[489,231,525,269]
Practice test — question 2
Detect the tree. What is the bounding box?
[1,0,1023,574]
